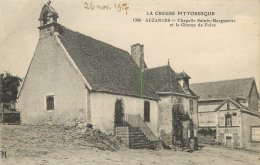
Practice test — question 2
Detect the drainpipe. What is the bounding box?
[239,110,242,148]
[216,111,219,144]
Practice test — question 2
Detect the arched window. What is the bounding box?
[144,101,150,122]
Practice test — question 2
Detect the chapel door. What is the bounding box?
[115,100,124,126]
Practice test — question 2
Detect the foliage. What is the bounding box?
[0,72,22,103]
[172,104,184,142]
[198,128,216,137]
[172,104,193,143]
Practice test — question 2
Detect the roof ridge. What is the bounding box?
[190,77,254,85]
[144,65,169,71]
[59,25,130,55]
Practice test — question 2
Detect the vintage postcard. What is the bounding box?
[0,0,260,164]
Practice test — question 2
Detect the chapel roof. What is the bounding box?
[143,65,186,94]
[57,26,160,100]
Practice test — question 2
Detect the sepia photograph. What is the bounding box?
[0,0,260,164]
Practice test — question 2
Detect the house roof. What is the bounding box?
[214,98,247,112]
[215,98,260,117]
[143,66,185,94]
[57,26,159,100]
[190,78,255,100]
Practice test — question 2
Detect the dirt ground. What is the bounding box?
[1,124,260,165]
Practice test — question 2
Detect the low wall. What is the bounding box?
[3,112,20,124]
[115,126,129,147]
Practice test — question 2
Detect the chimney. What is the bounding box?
[131,44,145,70]
[38,0,60,38]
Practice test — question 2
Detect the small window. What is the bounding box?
[189,100,193,112]
[144,101,150,122]
[232,113,237,116]
[225,113,232,126]
[251,127,260,142]
[46,95,54,110]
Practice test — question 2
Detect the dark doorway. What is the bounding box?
[115,99,124,126]
[144,101,150,122]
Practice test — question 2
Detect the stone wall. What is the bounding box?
[216,108,241,148]
[90,92,159,135]
[197,101,222,128]
[217,127,240,148]
[198,112,217,127]
[18,36,88,125]
[218,110,240,127]
[216,110,260,151]
[158,95,180,135]
[115,126,129,147]
[158,94,198,145]
[240,112,260,152]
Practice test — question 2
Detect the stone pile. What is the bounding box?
[0,124,124,155]
[81,127,123,151]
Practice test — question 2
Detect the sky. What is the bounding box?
[0,0,259,86]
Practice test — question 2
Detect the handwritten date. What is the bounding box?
[82,1,129,15]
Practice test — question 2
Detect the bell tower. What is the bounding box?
[38,0,60,38]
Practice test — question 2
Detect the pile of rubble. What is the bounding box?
[0,123,124,154]
[80,127,123,151]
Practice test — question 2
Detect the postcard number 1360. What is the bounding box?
[133,18,142,22]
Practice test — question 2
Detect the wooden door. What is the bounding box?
[226,136,233,148]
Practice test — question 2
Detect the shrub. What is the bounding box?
[198,128,216,137]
